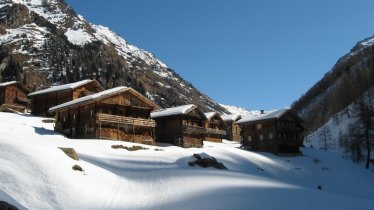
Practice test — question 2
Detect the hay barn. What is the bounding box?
[151,104,208,148]
[221,114,242,142]
[29,80,103,116]
[204,112,226,143]
[49,86,159,145]
[0,81,29,112]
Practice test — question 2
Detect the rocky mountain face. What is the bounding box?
[0,0,228,113]
[292,35,374,133]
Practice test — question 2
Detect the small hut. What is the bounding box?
[221,114,242,142]
[0,81,30,112]
[236,108,304,154]
[151,104,207,148]
[203,112,226,143]
[49,86,159,145]
[29,79,104,116]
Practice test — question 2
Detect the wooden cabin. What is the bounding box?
[0,81,30,112]
[236,109,304,154]
[49,87,159,145]
[221,114,242,142]
[29,79,104,116]
[204,112,226,143]
[151,104,208,148]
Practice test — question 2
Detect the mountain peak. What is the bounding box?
[0,0,227,113]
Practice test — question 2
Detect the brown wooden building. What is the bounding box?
[221,114,242,142]
[49,87,159,145]
[0,81,30,112]
[236,109,304,154]
[204,112,226,143]
[29,79,104,116]
[151,104,208,148]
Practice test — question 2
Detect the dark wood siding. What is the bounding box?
[240,112,303,154]
[204,114,225,143]
[0,84,29,112]
[153,109,206,148]
[30,80,102,116]
[54,89,156,145]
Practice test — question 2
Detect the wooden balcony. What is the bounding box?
[206,127,226,135]
[183,124,206,134]
[183,124,226,135]
[96,113,155,127]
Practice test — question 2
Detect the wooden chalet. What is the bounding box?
[204,112,226,143]
[221,114,242,142]
[151,104,208,148]
[0,81,30,112]
[236,109,304,154]
[49,87,159,145]
[29,79,104,116]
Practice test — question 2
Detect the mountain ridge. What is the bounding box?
[0,0,228,113]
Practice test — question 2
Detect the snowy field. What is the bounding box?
[1,112,374,210]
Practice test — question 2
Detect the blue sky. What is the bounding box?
[65,0,374,110]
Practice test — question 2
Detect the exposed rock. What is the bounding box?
[0,201,19,210]
[188,153,227,169]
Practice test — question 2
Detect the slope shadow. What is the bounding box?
[33,126,60,136]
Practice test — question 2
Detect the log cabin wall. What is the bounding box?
[275,114,304,153]
[31,81,103,116]
[0,87,4,105]
[154,115,183,145]
[73,82,102,99]
[204,114,225,143]
[153,108,206,148]
[182,114,205,147]
[0,84,29,111]
[53,88,158,145]
[223,121,241,142]
[231,123,241,142]
[240,113,303,154]
[241,120,278,153]
[4,85,28,105]
[55,104,97,138]
[31,90,73,116]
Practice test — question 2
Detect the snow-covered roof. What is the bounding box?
[151,104,196,118]
[49,86,126,112]
[221,114,241,122]
[236,108,290,124]
[204,112,217,120]
[29,80,101,96]
[49,86,159,113]
[0,81,18,87]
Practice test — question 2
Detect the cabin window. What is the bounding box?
[248,136,252,141]
[90,110,93,117]
[63,117,65,122]
[269,133,273,139]
[73,114,76,120]
[259,134,263,141]
[256,124,262,130]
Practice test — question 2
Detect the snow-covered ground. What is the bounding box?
[1,112,374,210]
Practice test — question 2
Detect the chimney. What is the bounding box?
[260,110,265,114]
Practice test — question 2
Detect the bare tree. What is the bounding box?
[318,126,332,150]
[349,93,374,169]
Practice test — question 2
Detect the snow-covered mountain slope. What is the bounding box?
[1,112,374,209]
[292,32,374,133]
[0,0,226,113]
[220,104,264,116]
[305,87,374,162]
